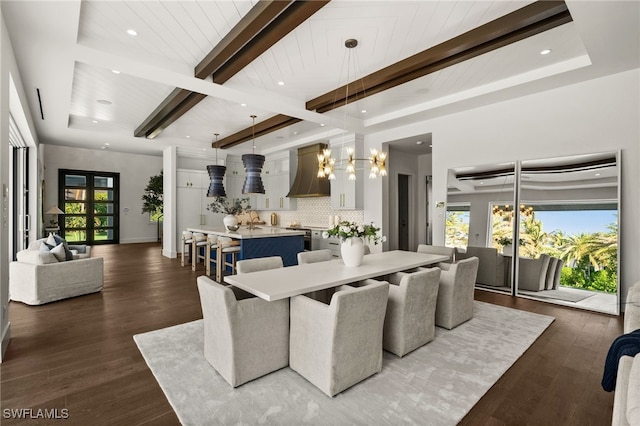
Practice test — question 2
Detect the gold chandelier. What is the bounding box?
[317,38,388,181]
[492,204,534,220]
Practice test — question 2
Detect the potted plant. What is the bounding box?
[141,171,163,242]
[207,197,251,230]
[495,236,526,255]
[323,221,386,267]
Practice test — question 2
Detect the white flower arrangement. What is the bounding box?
[323,221,386,245]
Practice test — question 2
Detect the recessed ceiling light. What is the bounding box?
[97,99,112,105]
[479,182,484,185]
[127,29,138,36]
[240,103,247,107]
[104,142,110,146]
[595,173,601,176]
[112,70,121,74]
[320,123,325,127]
[361,110,367,114]
[416,141,423,145]
[540,49,552,55]
[186,135,190,138]
[277,81,285,86]
[92,120,98,124]
[101,146,108,150]
[293,131,298,135]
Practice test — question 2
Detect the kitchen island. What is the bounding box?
[187,226,305,267]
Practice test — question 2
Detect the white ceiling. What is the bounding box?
[2,1,638,160]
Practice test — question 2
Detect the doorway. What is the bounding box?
[59,169,120,245]
[398,174,409,250]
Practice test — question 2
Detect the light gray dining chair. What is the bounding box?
[435,256,479,330]
[518,254,551,291]
[417,244,455,262]
[382,267,441,357]
[196,276,289,388]
[289,279,389,397]
[237,256,283,273]
[297,249,332,264]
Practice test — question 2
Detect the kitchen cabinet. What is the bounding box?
[312,230,341,258]
[176,169,224,246]
[252,152,296,211]
[330,135,364,210]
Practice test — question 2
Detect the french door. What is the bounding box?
[59,169,119,245]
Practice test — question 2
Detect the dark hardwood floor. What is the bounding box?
[1,243,623,425]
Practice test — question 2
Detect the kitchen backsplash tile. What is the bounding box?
[256,197,364,229]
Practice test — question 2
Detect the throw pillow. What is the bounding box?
[50,243,67,262]
[46,233,57,247]
[16,250,58,264]
[52,233,74,261]
[40,244,51,252]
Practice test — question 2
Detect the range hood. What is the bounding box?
[287,144,331,198]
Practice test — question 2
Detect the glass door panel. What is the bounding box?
[60,170,119,244]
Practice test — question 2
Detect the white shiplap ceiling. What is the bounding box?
[2,0,639,160]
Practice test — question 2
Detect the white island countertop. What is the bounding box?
[187,226,306,239]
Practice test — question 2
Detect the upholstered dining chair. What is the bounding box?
[289,279,389,397]
[196,276,289,388]
[434,256,479,330]
[518,254,551,292]
[417,244,455,263]
[382,267,441,357]
[237,256,283,273]
[297,249,332,264]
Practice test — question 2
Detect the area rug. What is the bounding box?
[521,288,595,303]
[134,301,554,425]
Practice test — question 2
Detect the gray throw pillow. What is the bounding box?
[53,233,74,261]
[50,243,67,262]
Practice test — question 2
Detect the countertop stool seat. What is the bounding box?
[204,234,219,277]
[192,233,208,272]
[181,231,194,267]
[216,236,241,282]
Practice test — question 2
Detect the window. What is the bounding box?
[59,170,119,244]
[445,204,470,248]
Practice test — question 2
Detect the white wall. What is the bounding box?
[43,145,163,244]
[367,68,640,306]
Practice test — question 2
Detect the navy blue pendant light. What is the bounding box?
[207,133,227,197]
[241,115,265,194]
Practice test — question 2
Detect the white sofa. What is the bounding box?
[612,281,640,426]
[9,238,103,305]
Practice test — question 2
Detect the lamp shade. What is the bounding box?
[241,154,265,194]
[206,164,227,197]
[46,206,64,215]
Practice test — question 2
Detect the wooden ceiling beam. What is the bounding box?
[213,115,302,149]
[135,0,328,139]
[307,0,572,113]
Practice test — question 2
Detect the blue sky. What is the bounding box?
[533,210,617,235]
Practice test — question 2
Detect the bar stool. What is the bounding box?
[181,231,194,266]
[216,236,241,282]
[191,233,208,271]
[204,234,219,277]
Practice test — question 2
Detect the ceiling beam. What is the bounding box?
[213,115,302,149]
[135,0,329,139]
[306,0,572,113]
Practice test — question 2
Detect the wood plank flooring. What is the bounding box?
[1,243,623,425]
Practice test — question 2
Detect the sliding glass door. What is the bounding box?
[59,169,119,244]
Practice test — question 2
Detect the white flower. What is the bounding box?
[340,225,350,234]
[322,231,329,239]
[381,235,387,243]
[357,225,364,233]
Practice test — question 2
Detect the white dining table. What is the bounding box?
[224,250,449,301]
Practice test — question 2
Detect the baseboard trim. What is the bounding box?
[0,321,11,363]
[163,249,177,258]
[119,237,160,244]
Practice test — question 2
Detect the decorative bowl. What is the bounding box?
[226,225,240,231]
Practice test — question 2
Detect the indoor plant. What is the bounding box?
[323,221,385,266]
[207,197,251,230]
[141,171,163,242]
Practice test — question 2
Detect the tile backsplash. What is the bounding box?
[256,197,363,228]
